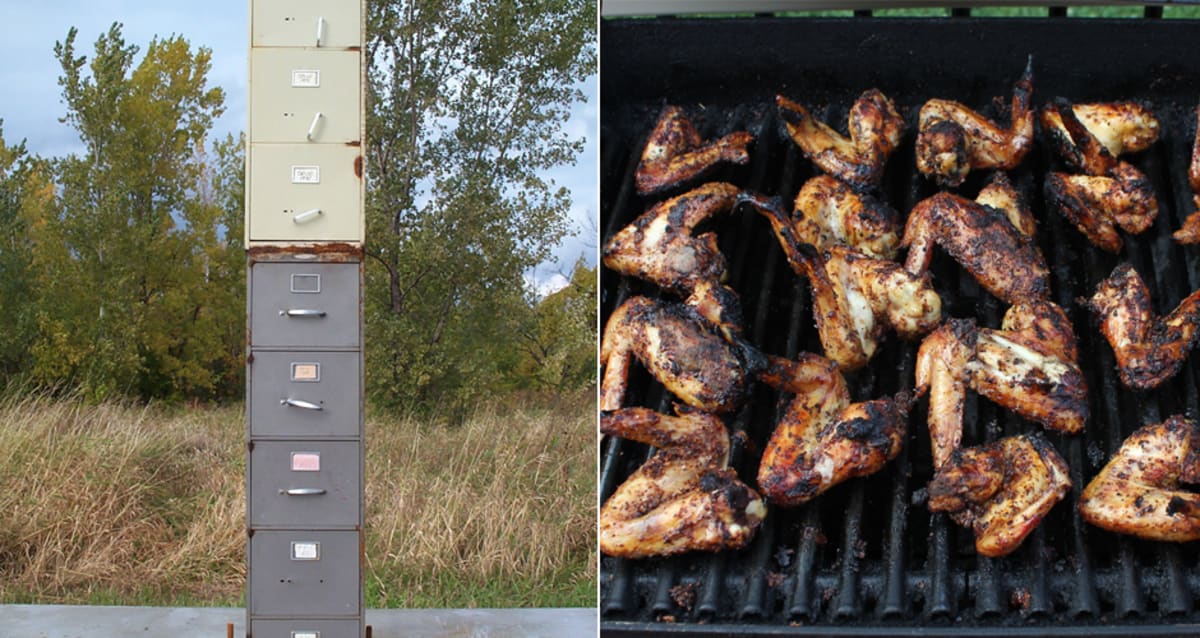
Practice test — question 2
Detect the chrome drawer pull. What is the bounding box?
[281,487,326,496]
[280,308,326,318]
[281,398,323,411]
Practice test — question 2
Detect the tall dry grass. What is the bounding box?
[0,391,596,607]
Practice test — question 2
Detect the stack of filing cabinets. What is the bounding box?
[245,2,365,637]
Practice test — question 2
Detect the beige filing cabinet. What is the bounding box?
[252,0,361,48]
[250,49,361,144]
[247,143,363,242]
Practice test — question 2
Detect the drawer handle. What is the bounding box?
[281,398,323,411]
[282,487,326,496]
[292,208,323,224]
[280,309,326,318]
[316,16,326,47]
[306,112,324,141]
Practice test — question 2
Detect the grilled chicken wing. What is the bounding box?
[903,175,1049,305]
[1174,103,1200,244]
[917,302,1088,469]
[742,192,942,370]
[777,90,905,191]
[635,105,754,196]
[1085,263,1200,391]
[603,182,746,338]
[599,407,767,558]
[600,296,765,413]
[757,353,913,506]
[1042,99,1160,252]
[927,433,1071,557]
[1079,416,1200,542]
[786,174,901,259]
[916,57,1035,187]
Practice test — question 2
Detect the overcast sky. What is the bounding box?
[0,1,597,294]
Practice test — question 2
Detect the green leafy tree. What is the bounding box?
[0,123,42,379]
[513,258,597,392]
[23,23,241,400]
[364,0,595,409]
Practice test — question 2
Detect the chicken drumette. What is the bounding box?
[777,90,905,191]
[1085,263,1200,391]
[1042,98,1160,252]
[600,407,767,558]
[603,182,746,338]
[916,301,1087,468]
[916,57,1035,187]
[740,192,942,370]
[635,105,754,197]
[757,352,913,506]
[766,174,902,260]
[600,296,765,413]
[927,432,1071,557]
[1173,103,1200,244]
[1079,416,1200,542]
[903,173,1047,305]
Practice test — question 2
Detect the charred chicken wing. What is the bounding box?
[916,57,1035,187]
[1042,98,1160,252]
[757,353,913,506]
[1079,416,1200,542]
[903,175,1049,305]
[603,182,746,337]
[916,302,1088,469]
[635,105,754,196]
[1085,263,1200,391]
[777,90,905,191]
[1173,103,1200,244]
[600,296,765,413]
[742,192,942,370]
[927,433,1071,557]
[600,407,767,558]
[779,174,901,259]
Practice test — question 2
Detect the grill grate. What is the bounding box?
[600,16,1200,635]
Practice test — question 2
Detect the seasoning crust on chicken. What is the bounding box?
[916,301,1088,470]
[916,57,1035,187]
[903,176,1049,305]
[603,182,746,336]
[777,90,905,191]
[1085,263,1200,391]
[756,353,913,506]
[1042,99,1160,252]
[1079,416,1200,542]
[1173,102,1200,244]
[788,174,902,259]
[927,433,1071,557]
[600,407,767,558]
[742,192,942,370]
[600,296,765,413]
[635,105,754,196]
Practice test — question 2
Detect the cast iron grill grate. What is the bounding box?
[600,16,1200,636]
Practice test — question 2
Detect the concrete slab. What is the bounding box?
[0,605,597,638]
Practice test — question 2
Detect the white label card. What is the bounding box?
[291,541,320,561]
[291,452,321,472]
[291,362,320,382]
[291,69,320,87]
[292,632,320,638]
[291,165,320,184]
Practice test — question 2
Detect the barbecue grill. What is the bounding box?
[599,8,1200,636]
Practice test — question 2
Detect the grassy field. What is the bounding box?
[0,391,596,608]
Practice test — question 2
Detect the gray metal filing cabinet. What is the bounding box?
[246,1,365,636]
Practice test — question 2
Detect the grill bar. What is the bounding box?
[600,16,1200,635]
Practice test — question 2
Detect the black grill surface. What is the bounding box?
[600,17,1200,636]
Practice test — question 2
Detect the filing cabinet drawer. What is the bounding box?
[252,0,361,48]
[250,261,360,348]
[250,441,360,528]
[250,49,360,144]
[250,619,362,638]
[249,530,360,617]
[249,351,360,438]
[247,143,362,243]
